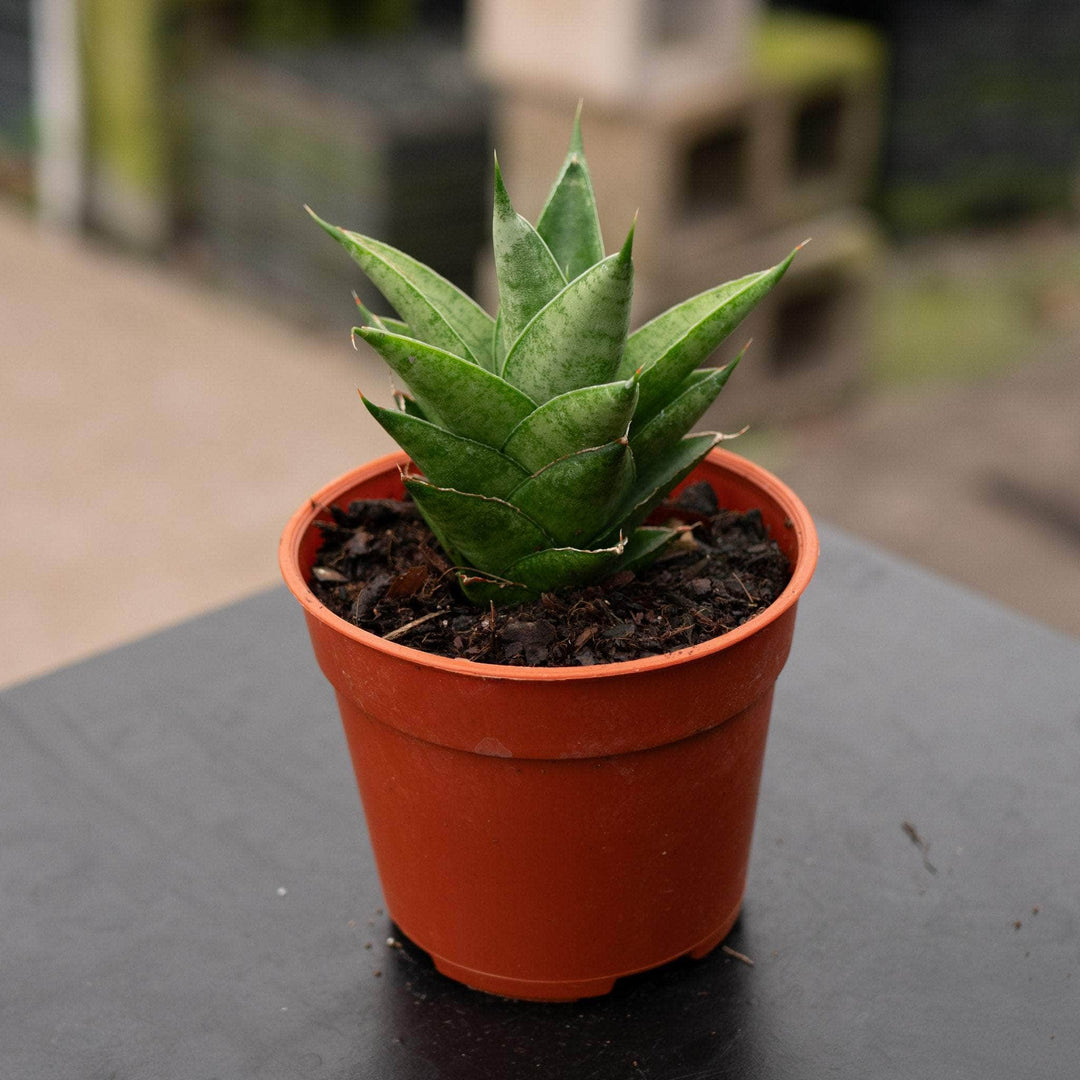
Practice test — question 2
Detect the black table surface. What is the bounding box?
[4,525,1079,1079]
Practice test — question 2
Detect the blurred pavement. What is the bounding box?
[2,206,1077,688]
[1,207,394,688]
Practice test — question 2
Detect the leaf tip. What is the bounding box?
[492,152,512,213]
[570,100,585,153]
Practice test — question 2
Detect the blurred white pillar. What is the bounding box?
[31,0,85,228]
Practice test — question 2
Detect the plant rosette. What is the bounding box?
[280,111,818,1000]
[279,447,817,1001]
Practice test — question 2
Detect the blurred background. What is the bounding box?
[2,0,1078,687]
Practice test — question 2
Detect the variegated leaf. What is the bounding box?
[458,574,538,607]
[492,157,567,353]
[393,390,427,420]
[502,223,635,403]
[628,352,742,461]
[404,478,552,576]
[353,295,410,337]
[357,327,536,447]
[604,433,720,541]
[308,207,494,368]
[362,398,528,499]
[619,250,796,420]
[501,378,638,473]
[536,105,605,281]
[504,540,626,592]
[609,526,683,576]
[508,439,635,547]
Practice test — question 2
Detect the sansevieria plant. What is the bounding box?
[308,112,797,606]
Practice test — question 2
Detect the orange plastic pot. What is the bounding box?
[280,448,817,1001]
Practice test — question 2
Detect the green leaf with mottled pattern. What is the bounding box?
[502,223,635,403]
[604,433,720,541]
[362,398,528,499]
[493,157,567,354]
[356,327,535,447]
[505,540,626,592]
[629,353,742,461]
[509,440,635,547]
[353,295,410,337]
[393,391,427,420]
[610,526,683,575]
[618,251,797,415]
[501,378,638,473]
[536,106,605,281]
[308,207,494,368]
[457,574,538,607]
[404,478,551,575]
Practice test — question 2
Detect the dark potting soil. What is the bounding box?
[309,481,792,668]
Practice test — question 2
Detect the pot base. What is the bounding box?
[416,901,743,1002]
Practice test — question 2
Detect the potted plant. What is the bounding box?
[279,112,818,1001]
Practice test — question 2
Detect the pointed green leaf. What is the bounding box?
[354,296,410,337]
[493,307,508,372]
[609,526,683,576]
[493,157,567,353]
[502,224,635,404]
[362,398,528,499]
[629,353,742,461]
[536,108,605,281]
[404,478,552,575]
[308,207,494,368]
[458,573,538,607]
[504,540,626,593]
[357,327,536,447]
[509,440,635,547]
[618,250,797,419]
[606,433,720,541]
[501,378,639,473]
[393,390,428,420]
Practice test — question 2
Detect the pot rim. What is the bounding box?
[279,447,818,682]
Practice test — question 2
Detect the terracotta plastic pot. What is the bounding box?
[280,448,817,1001]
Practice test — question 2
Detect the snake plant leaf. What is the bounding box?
[536,106,605,281]
[493,157,568,352]
[502,222,635,403]
[501,377,639,473]
[457,573,538,607]
[308,207,494,368]
[493,307,508,372]
[404,477,552,575]
[504,540,626,592]
[628,352,743,461]
[356,327,536,447]
[609,526,684,576]
[354,295,410,338]
[605,432,720,541]
[459,538,628,606]
[618,250,797,420]
[393,390,428,420]
[362,397,528,499]
[509,439,635,547]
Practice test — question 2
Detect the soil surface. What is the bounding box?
[309,481,792,667]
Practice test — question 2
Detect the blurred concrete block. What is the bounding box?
[488,14,885,279]
[468,0,760,106]
[750,14,885,230]
[691,208,884,426]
